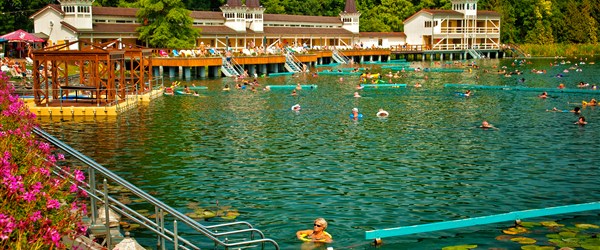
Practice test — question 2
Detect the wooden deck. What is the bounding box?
[149,50,385,67]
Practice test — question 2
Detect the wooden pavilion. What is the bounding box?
[32,40,153,107]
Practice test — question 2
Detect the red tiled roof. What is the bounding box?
[263,14,341,24]
[194,25,239,35]
[190,11,225,20]
[344,0,358,13]
[360,32,405,38]
[225,0,243,7]
[60,21,79,33]
[262,27,353,35]
[93,6,138,17]
[246,0,261,8]
[91,23,139,33]
[478,10,501,17]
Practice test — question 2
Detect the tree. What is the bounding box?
[361,0,414,32]
[524,20,554,44]
[360,9,392,32]
[136,0,199,49]
[579,0,598,43]
[0,0,57,34]
[182,0,224,11]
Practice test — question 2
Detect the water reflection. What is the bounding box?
[39,58,600,249]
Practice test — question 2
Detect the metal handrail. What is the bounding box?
[33,127,280,250]
[284,51,303,72]
[332,49,350,64]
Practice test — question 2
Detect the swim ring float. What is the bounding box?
[376,110,389,117]
[298,232,332,242]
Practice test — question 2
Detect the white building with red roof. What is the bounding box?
[30,0,499,57]
[403,0,501,52]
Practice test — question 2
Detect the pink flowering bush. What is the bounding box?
[0,72,88,249]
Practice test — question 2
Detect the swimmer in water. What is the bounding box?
[296,218,333,243]
[480,120,496,129]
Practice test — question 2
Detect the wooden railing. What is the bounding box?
[390,45,425,52]
[440,27,500,34]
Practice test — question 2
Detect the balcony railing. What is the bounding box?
[439,27,500,34]
[429,44,499,51]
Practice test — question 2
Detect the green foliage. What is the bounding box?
[359,0,414,32]
[183,0,224,11]
[9,0,600,46]
[0,0,55,34]
[519,43,600,57]
[525,20,554,44]
[136,0,199,49]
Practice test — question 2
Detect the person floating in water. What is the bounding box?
[480,120,497,129]
[296,218,333,243]
[575,116,587,126]
[464,90,472,97]
[350,108,363,120]
[538,92,548,98]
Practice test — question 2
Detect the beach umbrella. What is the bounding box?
[0,29,44,43]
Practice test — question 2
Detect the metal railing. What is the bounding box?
[221,57,245,77]
[284,49,304,72]
[332,49,350,64]
[466,49,483,59]
[366,201,600,240]
[34,127,280,250]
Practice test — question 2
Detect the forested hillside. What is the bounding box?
[2,0,597,45]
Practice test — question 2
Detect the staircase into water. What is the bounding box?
[466,48,483,59]
[332,49,351,64]
[284,49,304,73]
[221,57,245,77]
[34,127,279,250]
[506,43,529,58]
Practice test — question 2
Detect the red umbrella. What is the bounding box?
[0,29,44,43]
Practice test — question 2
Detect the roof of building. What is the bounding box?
[263,13,341,24]
[404,9,500,23]
[225,0,243,7]
[360,32,406,38]
[70,23,355,37]
[30,4,62,19]
[93,6,138,17]
[246,0,261,8]
[190,11,225,20]
[262,27,354,35]
[61,21,79,33]
[477,10,502,17]
[194,25,240,35]
[343,0,358,13]
[91,23,139,33]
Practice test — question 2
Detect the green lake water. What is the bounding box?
[39,57,600,249]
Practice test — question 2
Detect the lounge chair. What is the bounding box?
[159,50,169,57]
